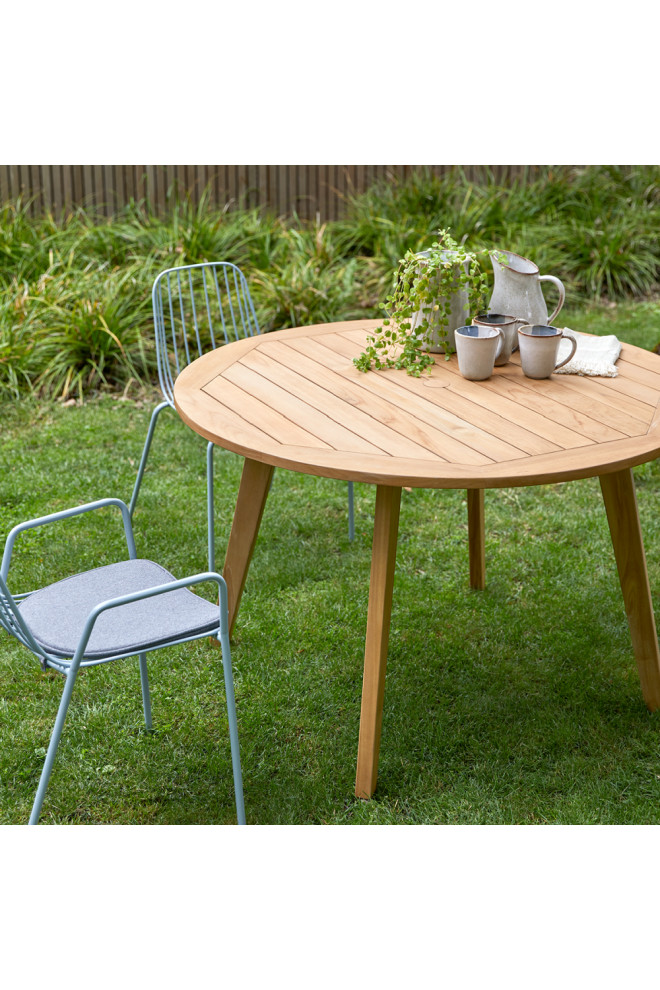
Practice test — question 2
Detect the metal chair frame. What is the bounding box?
[0,498,245,825]
[129,262,355,567]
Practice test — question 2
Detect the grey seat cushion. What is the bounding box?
[19,559,220,660]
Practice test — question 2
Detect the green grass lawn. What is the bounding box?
[2,301,660,825]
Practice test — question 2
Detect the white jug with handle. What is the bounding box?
[489,250,565,327]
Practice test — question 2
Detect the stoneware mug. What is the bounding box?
[472,313,520,366]
[517,324,577,379]
[454,325,502,381]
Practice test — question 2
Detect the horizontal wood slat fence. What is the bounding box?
[0,165,551,222]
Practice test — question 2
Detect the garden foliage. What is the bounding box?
[0,165,658,400]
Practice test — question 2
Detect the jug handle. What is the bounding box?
[538,274,565,323]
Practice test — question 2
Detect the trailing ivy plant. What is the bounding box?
[353,229,490,376]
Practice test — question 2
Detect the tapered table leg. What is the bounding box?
[355,485,402,799]
[599,468,660,711]
[467,488,486,590]
[223,458,274,637]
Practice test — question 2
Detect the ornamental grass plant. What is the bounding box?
[1,165,659,401]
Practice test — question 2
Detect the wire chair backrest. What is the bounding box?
[152,262,260,405]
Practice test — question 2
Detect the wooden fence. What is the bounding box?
[0,165,549,222]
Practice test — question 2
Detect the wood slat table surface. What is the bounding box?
[174,320,660,799]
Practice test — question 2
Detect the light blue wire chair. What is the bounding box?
[129,261,355,569]
[0,497,245,825]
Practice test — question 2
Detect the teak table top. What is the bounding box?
[174,320,660,802]
[174,320,660,489]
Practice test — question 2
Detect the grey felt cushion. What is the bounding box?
[18,559,220,660]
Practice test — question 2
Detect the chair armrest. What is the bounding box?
[1,498,136,582]
[69,571,229,670]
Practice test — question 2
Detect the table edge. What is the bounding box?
[173,321,660,489]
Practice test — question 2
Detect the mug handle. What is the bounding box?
[539,274,566,323]
[554,332,577,370]
[493,327,503,361]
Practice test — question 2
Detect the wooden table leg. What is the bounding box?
[223,458,274,637]
[467,488,486,590]
[355,485,402,799]
[599,468,660,711]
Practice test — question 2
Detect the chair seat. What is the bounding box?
[19,559,220,660]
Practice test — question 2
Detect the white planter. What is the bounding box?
[409,250,470,354]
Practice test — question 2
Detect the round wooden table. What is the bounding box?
[174,319,660,798]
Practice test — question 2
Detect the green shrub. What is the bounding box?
[0,166,658,400]
[250,219,373,331]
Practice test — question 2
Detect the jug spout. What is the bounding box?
[492,249,539,277]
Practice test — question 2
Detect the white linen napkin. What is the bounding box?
[554,327,622,377]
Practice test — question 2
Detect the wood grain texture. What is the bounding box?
[468,489,486,590]
[223,458,274,636]
[174,322,660,489]
[355,485,402,799]
[599,469,660,711]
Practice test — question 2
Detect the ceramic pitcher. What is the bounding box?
[489,250,565,327]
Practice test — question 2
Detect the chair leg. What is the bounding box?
[129,401,170,518]
[29,666,80,825]
[139,653,152,731]
[219,630,246,825]
[348,481,355,542]
[207,441,215,572]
